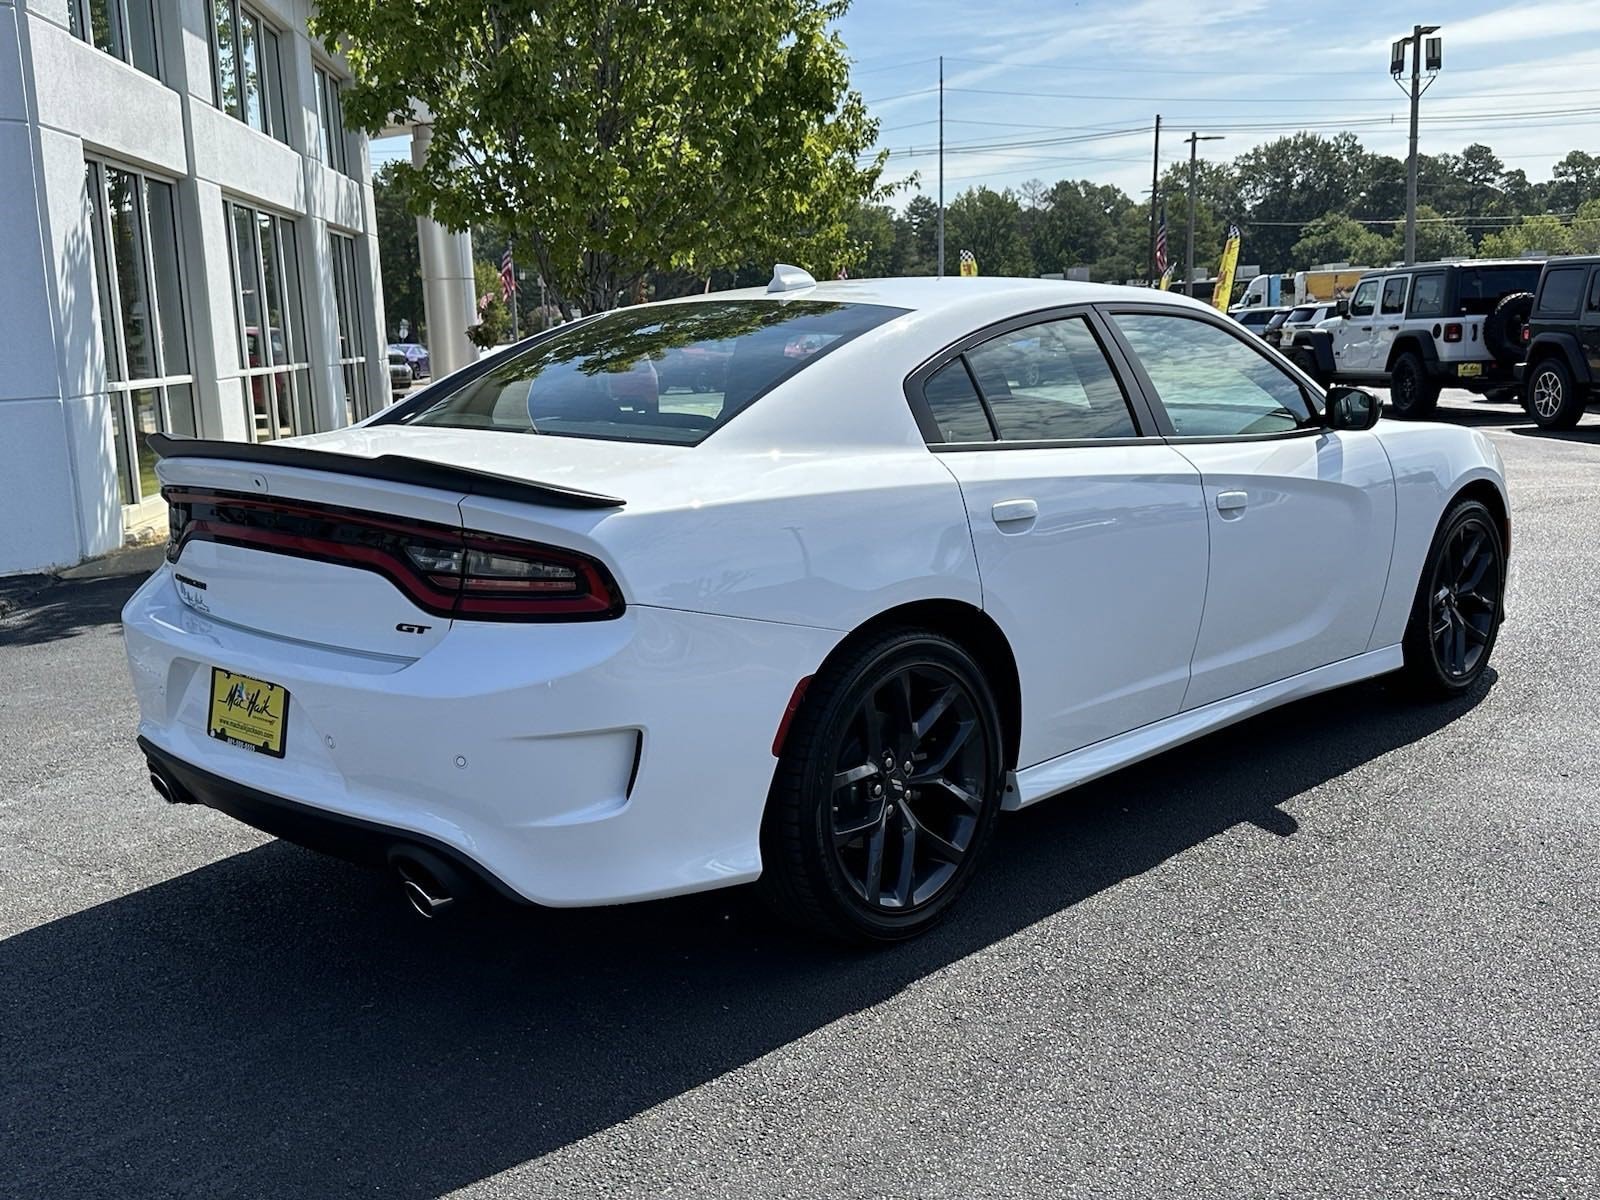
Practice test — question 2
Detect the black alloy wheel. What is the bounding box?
[1402,500,1505,697]
[760,630,1004,942]
[1389,351,1440,419]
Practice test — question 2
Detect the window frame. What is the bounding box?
[208,0,289,143]
[903,304,1163,452]
[85,159,198,508]
[1097,303,1326,445]
[328,230,372,422]
[67,0,161,79]
[314,64,352,175]
[224,198,314,442]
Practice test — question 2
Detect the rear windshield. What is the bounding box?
[1454,265,1542,314]
[1285,306,1316,322]
[385,300,905,445]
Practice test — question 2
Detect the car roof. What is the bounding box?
[1359,259,1545,280]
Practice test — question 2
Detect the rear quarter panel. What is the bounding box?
[1367,423,1508,649]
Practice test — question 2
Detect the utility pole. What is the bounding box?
[1147,114,1161,286]
[1184,132,1223,299]
[1392,24,1441,265]
[937,55,945,279]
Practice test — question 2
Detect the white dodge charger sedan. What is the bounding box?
[124,270,1509,941]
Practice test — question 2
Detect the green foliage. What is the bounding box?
[1289,214,1392,270]
[468,259,511,348]
[1479,213,1578,259]
[373,162,424,340]
[944,187,1035,277]
[313,0,895,317]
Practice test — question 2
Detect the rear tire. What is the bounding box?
[1400,499,1505,699]
[758,629,1005,943]
[1388,351,1440,419]
[1525,356,1585,430]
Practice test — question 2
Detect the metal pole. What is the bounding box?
[937,55,945,278]
[1185,134,1199,299]
[1148,114,1161,285]
[1404,23,1423,265]
[510,261,520,341]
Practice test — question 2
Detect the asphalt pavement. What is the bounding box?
[2,393,1597,1199]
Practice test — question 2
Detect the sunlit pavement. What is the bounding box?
[2,389,1597,1198]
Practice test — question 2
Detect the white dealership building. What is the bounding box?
[1,0,395,575]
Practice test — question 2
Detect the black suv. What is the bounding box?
[1518,256,1600,429]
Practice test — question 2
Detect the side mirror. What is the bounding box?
[1326,386,1381,431]
[1335,298,1350,318]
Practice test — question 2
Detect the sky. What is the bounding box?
[369,0,1600,207]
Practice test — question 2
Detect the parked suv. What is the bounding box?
[1271,302,1339,348]
[1518,256,1600,429]
[1288,260,1542,417]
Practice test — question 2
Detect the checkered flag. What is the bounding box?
[958,248,978,277]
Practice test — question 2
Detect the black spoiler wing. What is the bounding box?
[147,434,625,511]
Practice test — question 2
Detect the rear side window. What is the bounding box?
[1589,272,1600,312]
[385,300,905,445]
[1538,267,1586,316]
[1457,265,1542,314]
[1381,277,1408,315]
[923,360,994,443]
[1112,311,1314,438]
[964,317,1137,441]
[1410,274,1445,318]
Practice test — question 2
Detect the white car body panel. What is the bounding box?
[122,277,1510,909]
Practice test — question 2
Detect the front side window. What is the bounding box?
[1112,312,1314,439]
[85,161,196,506]
[1588,271,1600,313]
[226,201,311,440]
[1349,279,1378,318]
[386,301,905,446]
[964,317,1137,441]
[1410,274,1445,318]
[1381,277,1408,315]
[210,0,287,142]
[1538,267,1586,316]
[68,0,159,78]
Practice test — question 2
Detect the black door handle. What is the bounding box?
[1360,326,1373,331]
[1386,324,1400,330]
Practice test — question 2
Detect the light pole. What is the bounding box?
[1147,114,1161,285]
[1184,132,1223,299]
[1392,24,1442,265]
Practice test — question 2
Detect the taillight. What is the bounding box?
[1443,323,1462,342]
[1521,325,1532,344]
[164,488,623,621]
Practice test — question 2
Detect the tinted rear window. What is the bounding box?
[386,300,905,445]
[1456,265,1542,314]
[1285,307,1316,322]
[1537,267,1587,315]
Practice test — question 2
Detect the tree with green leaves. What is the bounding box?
[1289,213,1393,270]
[943,187,1034,278]
[313,0,894,318]
[373,162,425,341]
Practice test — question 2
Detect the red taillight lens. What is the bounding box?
[1521,325,1532,344]
[166,489,623,621]
[1443,323,1463,342]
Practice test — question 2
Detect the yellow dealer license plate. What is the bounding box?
[1457,362,1483,377]
[208,669,290,758]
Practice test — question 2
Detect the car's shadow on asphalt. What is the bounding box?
[0,670,1492,1198]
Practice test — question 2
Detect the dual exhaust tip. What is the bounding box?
[146,760,471,921]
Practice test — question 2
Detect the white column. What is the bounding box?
[410,122,476,376]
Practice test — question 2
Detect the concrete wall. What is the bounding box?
[0,0,387,575]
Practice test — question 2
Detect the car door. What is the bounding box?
[1374,275,1410,370]
[1103,306,1397,709]
[908,309,1210,766]
[1335,278,1381,374]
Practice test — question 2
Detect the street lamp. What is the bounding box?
[1391,24,1442,264]
[1184,132,1224,298]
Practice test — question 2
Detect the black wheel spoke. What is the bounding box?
[902,802,965,865]
[926,775,983,814]
[833,806,883,844]
[1451,616,1467,673]
[862,820,886,904]
[911,686,958,742]
[833,762,879,791]
[891,816,917,906]
[908,718,976,782]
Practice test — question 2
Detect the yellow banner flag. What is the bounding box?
[958,249,978,277]
[1158,266,1174,292]
[1210,224,1240,310]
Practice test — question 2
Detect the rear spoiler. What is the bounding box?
[147,434,625,510]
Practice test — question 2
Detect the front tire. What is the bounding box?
[1400,499,1505,698]
[1388,351,1441,419]
[1526,356,1585,430]
[759,630,1005,943]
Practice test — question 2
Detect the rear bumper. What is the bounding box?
[123,565,841,906]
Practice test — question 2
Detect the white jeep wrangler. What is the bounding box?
[1287,260,1542,417]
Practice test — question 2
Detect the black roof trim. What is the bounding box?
[146,434,626,510]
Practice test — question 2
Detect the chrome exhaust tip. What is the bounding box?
[399,876,455,919]
[390,848,466,920]
[148,769,181,804]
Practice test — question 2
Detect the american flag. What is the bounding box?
[499,245,515,302]
[1154,205,1169,276]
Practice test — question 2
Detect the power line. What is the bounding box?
[941,54,1379,79]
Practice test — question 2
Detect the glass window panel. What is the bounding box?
[1349,279,1378,318]
[1380,277,1408,315]
[108,167,158,380]
[922,360,993,443]
[262,26,287,142]
[342,362,358,425]
[1113,312,1314,438]
[966,318,1136,441]
[70,0,85,39]
[165,382,197,439]
[126,0,158,77]
[314,70,331,163]
[214,0,241,118]
[230,203,265,368]
[256,213,288,369]
[1538,267,1585,316]
[277,218,307,365]
[109,396,133,505]
[270,373,297,440]
[329,77,347,172]
[143,179,189,376]
[131,388,162,501]
[87,0,122,58]
[240,11,263,132]
[85,163,123,384]
[248,373,273,440]
[1410,274,1445,318]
